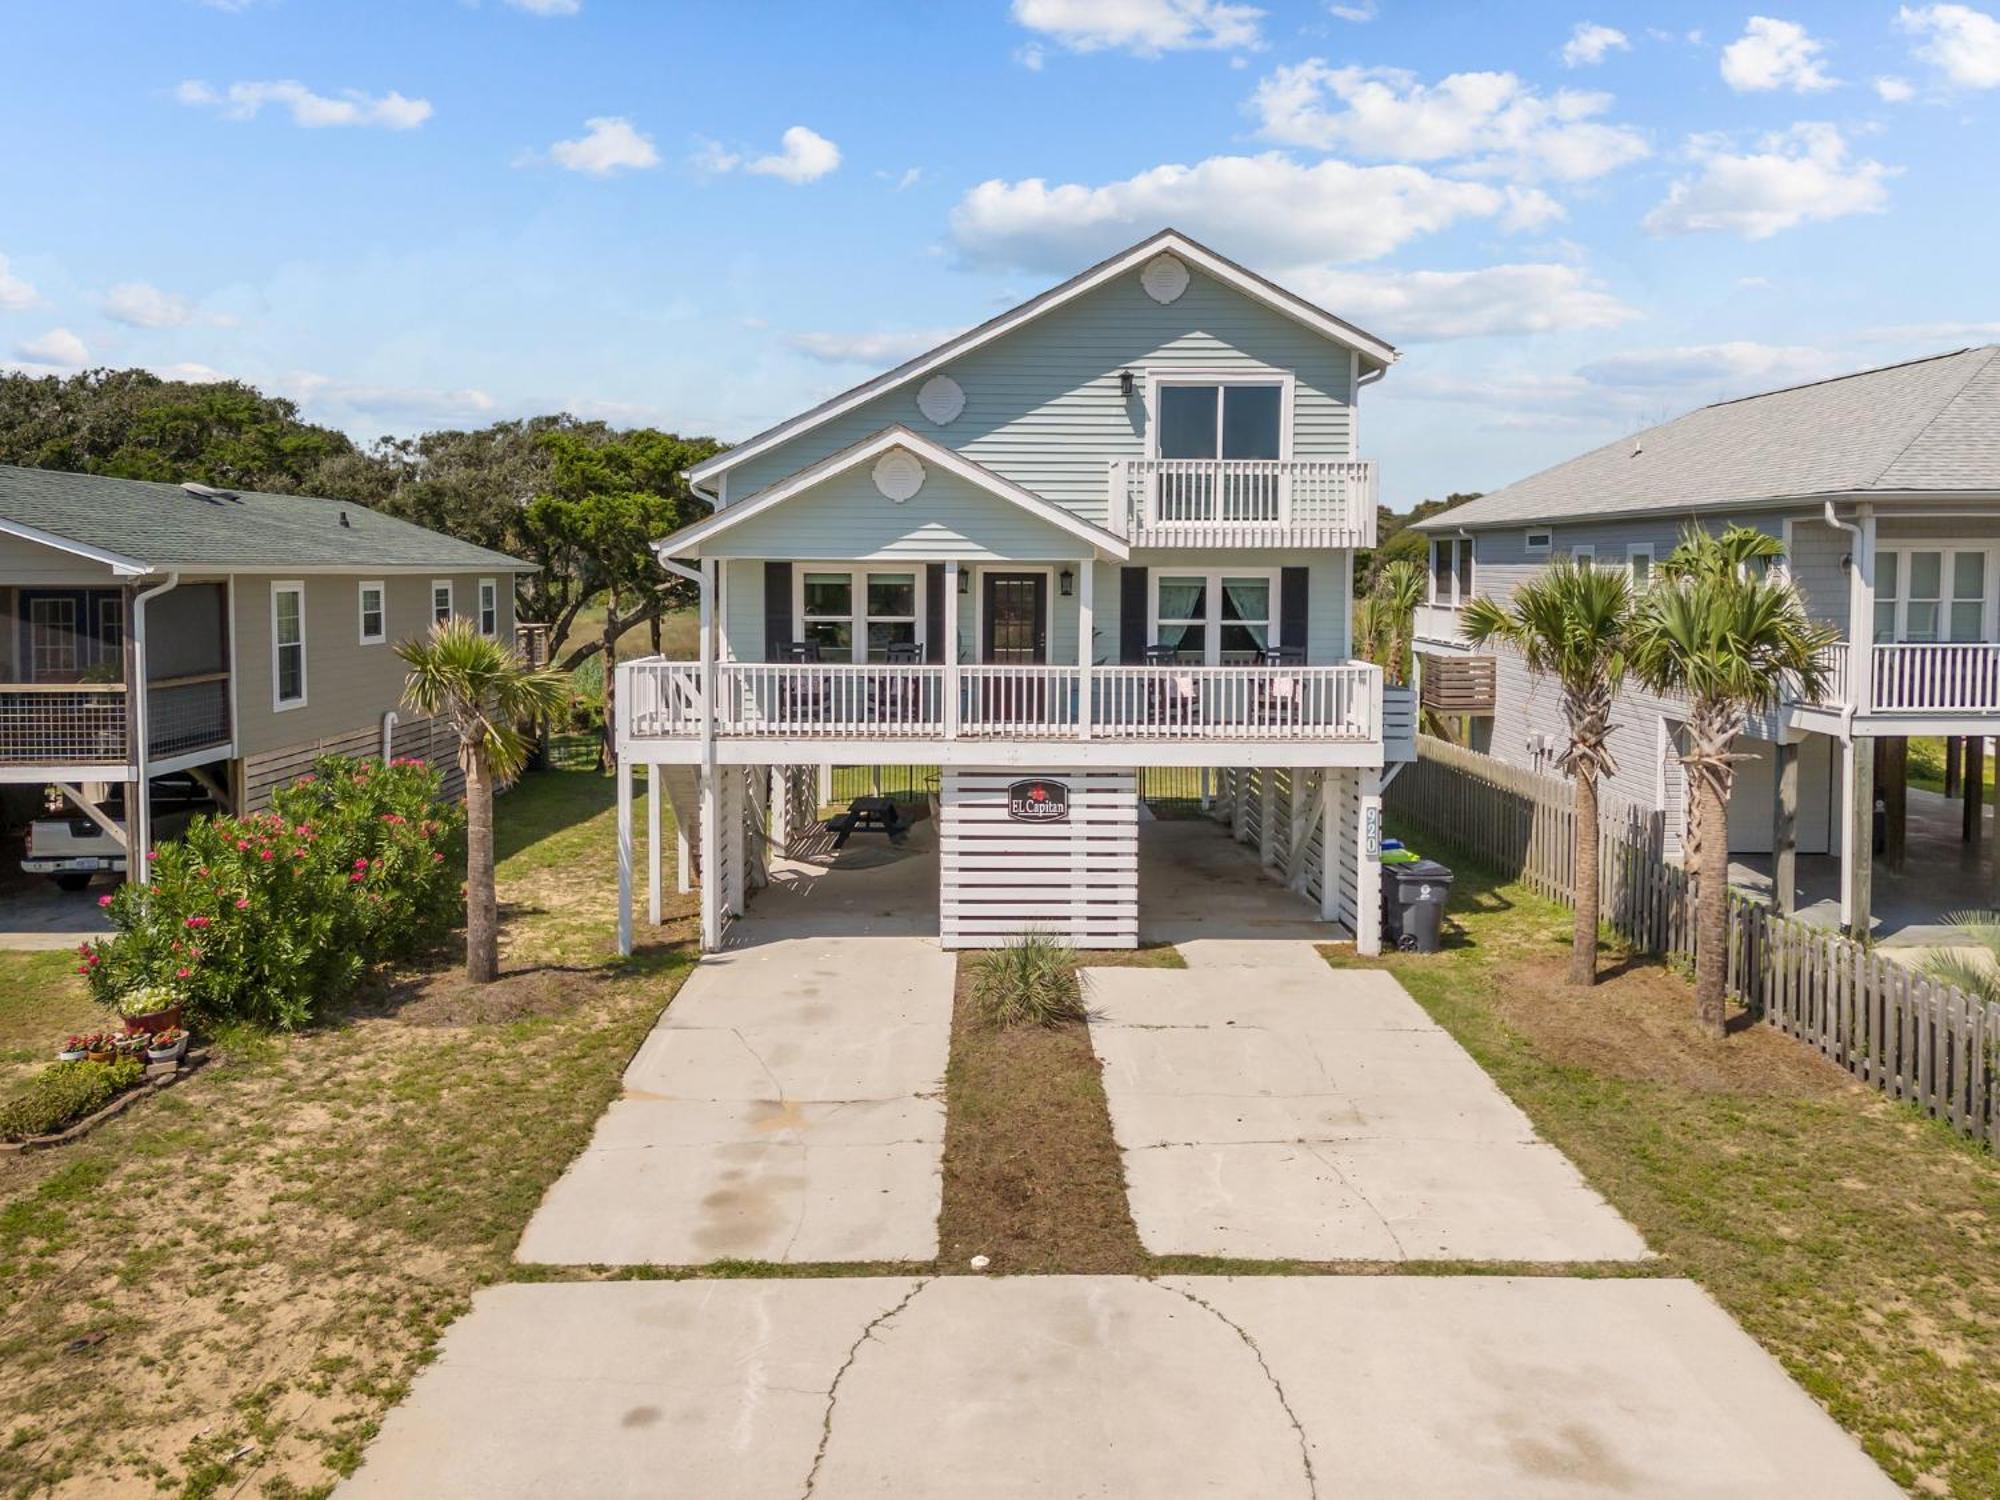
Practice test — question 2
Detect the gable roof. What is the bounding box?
[0,464,529,574]
[686,228,1398,497]
[1424,347,2000,532]
[655,426,1130,560]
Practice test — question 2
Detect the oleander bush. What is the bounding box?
[81,756,464,1030]
[0,1057,145,1141]
[970,931,1087,1028]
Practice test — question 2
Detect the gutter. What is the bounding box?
[1822,500,1865,745]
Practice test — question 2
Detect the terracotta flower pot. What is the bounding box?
[85,1048,115,1064]
[121,1005,183,1037]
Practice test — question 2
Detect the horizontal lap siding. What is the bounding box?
[722,268,1356,528]
[940,767,1137,948]
[241,713,462,810]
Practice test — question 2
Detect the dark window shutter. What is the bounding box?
[1119,567,1148,664]
[1280,566,1309,662]
[762,561,792,662]
[925,564,945,664]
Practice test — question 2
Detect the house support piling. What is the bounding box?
[1842,736,1873,941]
[1773,739,1798,917]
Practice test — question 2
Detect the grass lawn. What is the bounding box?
[1909,735,1997,798]
[0,768,696,1500]
[562,599,695,665]
[1345,836,2000,1499]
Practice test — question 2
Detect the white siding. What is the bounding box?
[939,767,1138,948]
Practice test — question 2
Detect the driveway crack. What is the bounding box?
[730,1027,788,1101]
[1299,1142,1410,1260]
[1157,1283,1317,1499]
[800,1277,932,1498]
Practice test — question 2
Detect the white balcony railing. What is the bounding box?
[1112,459,1376,548]
[621,660,1389,746]
[1797,641,2000,715]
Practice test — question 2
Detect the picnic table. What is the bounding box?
[825,795,907,849]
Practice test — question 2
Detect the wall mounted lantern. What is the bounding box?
[1059,568,1075,597]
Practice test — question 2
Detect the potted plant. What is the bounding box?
[58,1034,89,1062]
[145,1026,189,1064]
[81,1031,117,1064]
[118,985,183,1037]
[114,1031,150,1061]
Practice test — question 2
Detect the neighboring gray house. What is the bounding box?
[0,464,530,876]
[1414,346,2000,940]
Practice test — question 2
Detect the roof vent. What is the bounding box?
[180,481,239,502]
[339,509,351,528]
[1630,439,1644,458]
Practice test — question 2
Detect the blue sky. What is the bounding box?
[2,0,1997,508]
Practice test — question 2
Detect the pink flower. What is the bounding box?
[235,897,250,910]
[235,840,251,852]
[184,916,211,929]
[353,858,369,870]
[175,967,190,979]
[145,849,159,861]
[298,774,316,785]
[350,872,365,883]
[97,894,113,909]
[432,852,444,864]
[259,848,274,862]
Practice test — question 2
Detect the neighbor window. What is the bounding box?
[1876,547,1988,643]
[478,578,498,637]
[272,582,306,709]
[1568,544,1596,568]
[358,581,386,645]
[27,597,77,680]
[431,580,452,626]
[1525,529,1552,555]
[1152,571,1276,664]
[1627,545,1653,585]
[96,596,124,664]
[797,568,923,663]
[1428,537,1475,607]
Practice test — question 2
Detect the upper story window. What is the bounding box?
[1154,379,1286,462]
[432,580,453,626]
[272,582,306,709]
[1876,548,1988,643]
[1428,538,1474,608]
[1524,529,1552,555]
[359,581,386,645]
[478,578,499,637]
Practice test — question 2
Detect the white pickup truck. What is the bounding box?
[22,778,216,891]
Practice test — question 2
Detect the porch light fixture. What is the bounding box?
[958,567,971,594]
[1059,568,1074,597]
[1118,369,1137,398]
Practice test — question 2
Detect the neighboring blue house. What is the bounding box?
[612,229,1416,953]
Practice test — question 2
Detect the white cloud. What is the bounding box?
[788,327,962,365]
[103,282,193,329]
[175,79,433,129]
[1643,123,1895,239]
[1719,17,1838,93]
[1010,0,1264,56]
[154,362,229,383]
[1328,0,1376,18]
[14,328,88,368]
[0,254,37,311]
[1858,319,2000,342]
[1249,61,1648,182]
[951,153,1552,273]
[1577,341,1838,391]
[1562,22,1630,67]
[696,125,840,184]
[548,116,660,175]
[1289,262,1639,341]
[1016,42,1047,69]
[505,0,580,13]
[1898,4,2000,88]
[1874,74,1917,100]
[282,371,499,424]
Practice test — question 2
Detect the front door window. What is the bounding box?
[982,573,1047,664]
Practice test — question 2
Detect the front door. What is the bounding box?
[981,572,1048,664]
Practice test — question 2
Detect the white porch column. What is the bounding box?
[943,560,962,739]
[676,823,692,894]
[1356,766,1384,955]
[1076,559,1094,739]
[646,763,662,926]
[699,764,722,951]
[615,753,634,956]
[1851,505,1876,714]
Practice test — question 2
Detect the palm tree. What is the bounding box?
[397,619,569,983]
[1372,559,1428,685]
[1921,912,2000,1004]
[1627,525,1836,1036]
[1462,558,1633,986]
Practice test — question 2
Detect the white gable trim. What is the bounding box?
[685,229,1397,499]
[0,517,152,577]
[655,427,1131,561]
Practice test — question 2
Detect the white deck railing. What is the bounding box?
[1797,641,2000,715]
[1112,459,1376,548]
[621,659,1389,745]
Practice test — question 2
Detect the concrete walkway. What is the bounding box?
[339,1275,1898,1499]
[1086,943,1649,1262]
[514,825,952,1265]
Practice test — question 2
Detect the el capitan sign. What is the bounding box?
[1006,778,1070,823]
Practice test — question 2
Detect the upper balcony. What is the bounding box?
[0,673,232,777]
[1112,459,1377,551]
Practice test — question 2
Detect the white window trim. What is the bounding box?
[1524,529,1552,556]
[358,580,386,645]
[1143,369,1296,461]
[271,580,307,712]
[1147,567,1281,664]
[792,565,928,664]
[478,577,498,638]
[1626,544,1653,584]
[1874,544,1994,644]
[1428,537,1475,609]
[1568,544,1596,567]
[431,579,453,627]
[966,564,1059,666]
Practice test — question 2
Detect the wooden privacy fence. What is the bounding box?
[1387,735,2000,1151]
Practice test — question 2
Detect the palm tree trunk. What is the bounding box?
[465,746,499,983]
[599,590,619,773]
[1692,770,1729,1036]
[1571,768,1600,986]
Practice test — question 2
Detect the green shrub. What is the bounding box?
[970,932,1087,1027]
[0,1058,144,1142]
[81,756,465,1031]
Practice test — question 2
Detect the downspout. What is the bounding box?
[129,571,180,885]
[380,710,399,762]
[1822,500,1864,744]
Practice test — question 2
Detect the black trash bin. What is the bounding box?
[1383,859,1455,953]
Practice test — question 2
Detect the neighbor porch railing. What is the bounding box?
[1796,640,2000,715]
[0,673,233,769]
[621,659,1389,744]
[1112,459,1376,548]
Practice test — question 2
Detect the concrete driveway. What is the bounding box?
[514,825,952,1266]
[1086,943,1649,1262]
[339,1275,1897,1499]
